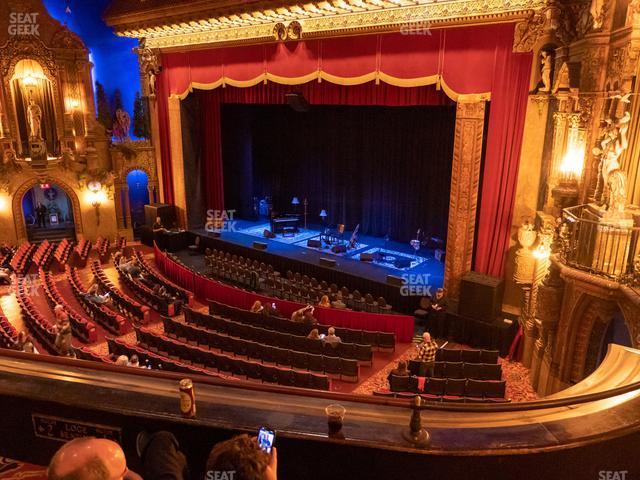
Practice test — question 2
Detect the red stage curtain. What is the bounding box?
[156,70,174,204]
[473,30,532,277]
[200,94,225,212]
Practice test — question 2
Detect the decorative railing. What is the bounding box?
[560,204,640,284]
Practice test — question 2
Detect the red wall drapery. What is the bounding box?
[154,245,415,342]
[156,22,532,281]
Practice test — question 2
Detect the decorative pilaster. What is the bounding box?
[444,101,485,302]
[168,95,187,228]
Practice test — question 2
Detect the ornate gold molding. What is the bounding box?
[444,100,486,300]
[107,0,548,49]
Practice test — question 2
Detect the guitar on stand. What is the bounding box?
[348,224,360,250]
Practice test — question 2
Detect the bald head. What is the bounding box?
[422,332,432,343]
[48,438,127,480]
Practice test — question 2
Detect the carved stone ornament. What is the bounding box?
[513,11,546,52]
[133,39,162,98]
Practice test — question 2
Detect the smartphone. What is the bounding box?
[257,426,276,454]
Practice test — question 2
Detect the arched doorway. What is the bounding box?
[22,183,76,242]
[596,309,633,368]
[127,169,150,237]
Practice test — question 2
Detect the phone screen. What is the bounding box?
[258,427,275,454]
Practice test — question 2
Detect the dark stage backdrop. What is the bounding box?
[221,104,455,242]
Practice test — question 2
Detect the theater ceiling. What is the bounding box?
[104,0,549,49]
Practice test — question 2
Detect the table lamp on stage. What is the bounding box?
[291,197,300,215]
[320,209,328,228]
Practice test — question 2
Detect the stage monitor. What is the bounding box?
[386,275,406,287]
[145,204,176,229]
[319,258,337,268]
[360,253,374,262]
[253,241,268,251]
[307,239,322,248]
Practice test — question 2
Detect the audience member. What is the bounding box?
[291,305,314,323]
[323,327,341,347]
[115,355,129,366]
[84,282,111,305]
[250,300,264,314]
[318,295,331,308]
[152,216,166,234]
[47,437,142,480]
[135,431,189,480]
[429,288,448,338]
[387,360,409,386]
[307,328,320,340]
[331,292,346,309]
[128,354,140,368]
[206,434,277,480]
[415,331,438,377]
[15,331,38,354]
[53,305,74,357]
[0,267,11,285]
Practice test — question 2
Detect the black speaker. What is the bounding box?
[394,257,411,269]
[459,271,504,323]
[360,253,374,262]
[386,275,406,287]
[319,258,337,268]
[263,229,276,239]
[331,244,347,254]
[253,241,268,251]
[307,239,322,248]
[145,204,176,228]
[285,92,310,112]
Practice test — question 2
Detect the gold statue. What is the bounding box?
[26,98,43,139]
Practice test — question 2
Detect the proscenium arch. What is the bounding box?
[12,177,84,242]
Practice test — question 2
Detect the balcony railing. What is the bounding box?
[560,204,640,284]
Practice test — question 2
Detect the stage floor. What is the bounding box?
[193,218,444,290]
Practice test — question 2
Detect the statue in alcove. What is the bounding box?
[539,50,553,93]
[26,98,43,139]
[113,108,131,142]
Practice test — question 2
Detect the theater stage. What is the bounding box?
[184,219,444,313]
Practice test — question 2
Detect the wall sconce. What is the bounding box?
[552,130,585,211]
[66,97,81,111]
[22,75,37,87]
[559,143,585,183]
[0,195,8,214]
[86,181,105,225]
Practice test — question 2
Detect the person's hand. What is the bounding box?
[265,446,278,480]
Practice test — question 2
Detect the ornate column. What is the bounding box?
[444,100,485,303]
[168,94,187,228]
[122,184,132,230]
[513,220,538,367]
[114,183,126,230]
[535,265,564,395]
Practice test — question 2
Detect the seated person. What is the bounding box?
[120,257,141,278]
[318,295,331,308]
[387,360,409,386]
[291,305,314,323]
[262,302,281,318]
[250,300,264,314]
[47,437,143,480]
[115,355,129,366]
[15,331,38,354]
[323,327,341,347]
[307,328,320,340]
[128,354,140,368]
[207,434,277,480]
[0,267,11,285]
[152,216,167,234]
[331,291,347,309]
[84,282,111,305]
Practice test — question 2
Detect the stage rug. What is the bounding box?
[238,223,319,244]
[293,235,368,257]
[353,248,429,271]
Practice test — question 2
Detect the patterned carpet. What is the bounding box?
[353,341,538,402]
[0,457,46,479]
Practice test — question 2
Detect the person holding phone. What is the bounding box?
[207,433,277,480]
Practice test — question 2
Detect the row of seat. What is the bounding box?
[114,256,178,317]
[14,276,58,354]
[163,316,360,382]
[74,239,92,266]
[32,240,55,269]
[135,327,331,390]
[209,300,395,350]
[90,260,150,323]
[95,237,110,260]
[0,316,18,349]
[10,242,35,275]
[67,266,127,335]
[104,337,223,379]
[39,269,97,343]
[185,307,372,363]
[408,359,502,381]
[434,348,499,364]
[53,238,73,267]
[133,250,192,306]
[379,376,508,402]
